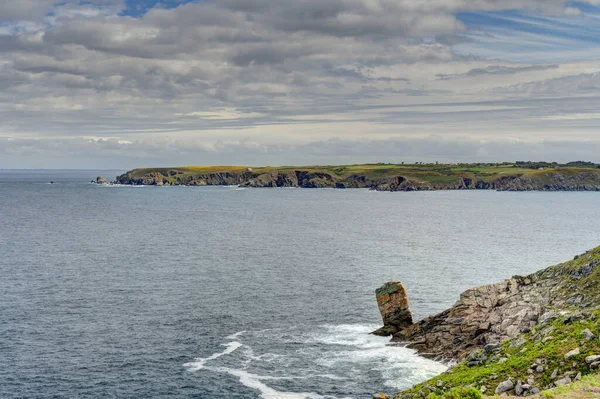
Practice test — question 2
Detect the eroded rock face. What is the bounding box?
[372,282,414,336]
[373,254,600,361]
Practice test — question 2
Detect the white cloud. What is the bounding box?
[0,0,600,167]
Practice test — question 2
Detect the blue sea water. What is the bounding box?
[2,170,600,398]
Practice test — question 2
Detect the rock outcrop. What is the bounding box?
[374,251,600,361]
[94,176,108,184]
[115,166,600,191]
[373,282,414,336]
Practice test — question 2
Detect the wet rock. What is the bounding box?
[495,380,514,394]
[372,282,413,336]
[565,348,580,360]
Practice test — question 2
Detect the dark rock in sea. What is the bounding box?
[372,282,414,336]
[94,176,108,184]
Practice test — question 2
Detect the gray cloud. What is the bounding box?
[0,0,600,167]
[437,64,559,80]
[2,136,599,169]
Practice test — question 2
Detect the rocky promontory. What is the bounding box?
[373,246,600,398]
[114,163,600,192]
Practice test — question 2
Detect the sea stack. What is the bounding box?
[372,281,414,336]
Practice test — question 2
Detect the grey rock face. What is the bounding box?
[514,380,524,396]
[580,328,596,341]
[495,380,514,394]
[586,355,600,364]
[564,348,580,360]
[377,254,600,361]
[554,377,572,386]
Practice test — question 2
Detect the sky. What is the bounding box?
[1,0,600,168]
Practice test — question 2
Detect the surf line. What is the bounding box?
[183,340,243,372]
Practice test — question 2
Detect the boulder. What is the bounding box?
[555,377,572,386]
[372,282,414,336]
[515,380,524,396]
[373,394,390,399]
[564,348,580,360]
[95,176,108,184]
[585,355,600,364]
[495,380,514,394]
[580,329,595,341]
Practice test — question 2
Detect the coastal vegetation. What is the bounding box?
[372,246,600,399]
[115,162,600,191]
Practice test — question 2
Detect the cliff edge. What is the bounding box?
[373,246,600,398]
[114,163,600,192]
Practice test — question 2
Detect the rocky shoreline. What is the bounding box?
[372,246,600,398]
[115,167,600,192]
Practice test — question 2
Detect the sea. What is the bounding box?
[2,170,600,398]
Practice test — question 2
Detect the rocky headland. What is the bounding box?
[372,245,600,398]
[114,163,600,192]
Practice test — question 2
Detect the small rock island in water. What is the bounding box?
[115,161,600,191]
[372,245,600,399]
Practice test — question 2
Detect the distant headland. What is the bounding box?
[114,162,600,191]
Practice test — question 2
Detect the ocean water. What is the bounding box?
[2,170,600,398]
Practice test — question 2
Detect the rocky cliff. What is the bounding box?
[115,165,600,192]
[373,246,600,398]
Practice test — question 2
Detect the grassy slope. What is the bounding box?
[397,246,600,399]
[120,163,600,185]
[500,374,600,399]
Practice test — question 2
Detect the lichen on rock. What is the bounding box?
[372,281,414,336]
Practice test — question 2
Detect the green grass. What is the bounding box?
[539,374,600,398]
[396,246,600,399]
[117,162,600,189]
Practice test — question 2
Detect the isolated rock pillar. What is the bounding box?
[372,281,414,336]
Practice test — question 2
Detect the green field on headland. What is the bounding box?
[114,162,600,191]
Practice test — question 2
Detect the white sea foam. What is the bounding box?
[209,367,326,399]
[310,324,447,390]
[185,323,446,397]
[183,341,242,371]
[226,331,246,339]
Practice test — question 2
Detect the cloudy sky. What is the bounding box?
[1,0,600,168]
